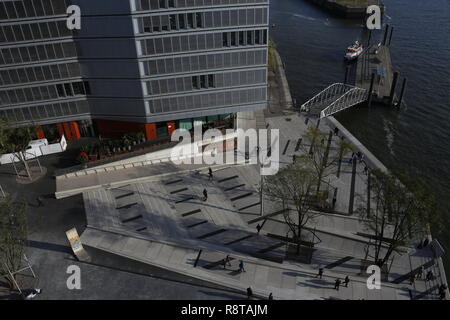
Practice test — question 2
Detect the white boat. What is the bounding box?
[345,41,363,61]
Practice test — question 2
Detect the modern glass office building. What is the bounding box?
[0,0,269,140]
[0,0,91,140]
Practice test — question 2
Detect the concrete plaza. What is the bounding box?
[49,111,447,300]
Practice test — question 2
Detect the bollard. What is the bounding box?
[367,73,375,108]
[397,78,407,107]
[382,25,390,45]
[388,27,394,46]
[344,66,350,84]
[194,249,202,268]
[367,29,372,47]
[389,72,399,106]
[367,171,371,217]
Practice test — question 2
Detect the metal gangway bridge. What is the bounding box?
[300,83,369,118]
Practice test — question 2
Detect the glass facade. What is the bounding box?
[0,0,268,127]
[0,0,90,126]
[134,0,269,120]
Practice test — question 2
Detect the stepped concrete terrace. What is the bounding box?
[56,48,447,300]
[58,111,447,300]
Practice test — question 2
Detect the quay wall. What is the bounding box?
[325,116,388,172]
[305,0,385,19]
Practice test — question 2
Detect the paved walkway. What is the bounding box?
[53,47,447,299]
[80,227,408,300]
[65,110,448,300]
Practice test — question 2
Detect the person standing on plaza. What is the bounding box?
[208,167,213,181]
[224,255,232,268]
[344,276,350,287]
[247,287,253,300]
[334,278,341,291]
[202,188,208,201]
[239,260,246,273]
[317,267,324,279]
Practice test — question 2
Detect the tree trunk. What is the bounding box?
[6,275,17,290]
[296,218,302,255]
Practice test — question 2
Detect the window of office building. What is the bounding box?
[136,0,268,11]
[0,81,89,106]
[139,8,265,34]
[148,86,266,114]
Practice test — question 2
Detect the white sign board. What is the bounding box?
[66,228,90,261]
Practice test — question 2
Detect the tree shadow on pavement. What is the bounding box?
[298,278,333,289]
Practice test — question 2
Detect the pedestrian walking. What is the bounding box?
[208,167,213,181]
[36,196,44,207]
[317,267,323,279]
[256,224,262,234]
[417,266,424,279]
[363,166,368,175]
[202,188,208,201]
[239,260,246,273]
[268,292,273,300]
[247,287,253,299]
[334,278,341,291]
[426,270,434,281]
[224,255,232,268]
[410,274,416,285]
[344,276,350,287]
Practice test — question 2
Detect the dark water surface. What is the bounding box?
[269,0,450,277]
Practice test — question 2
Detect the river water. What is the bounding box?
[269,0,450,277]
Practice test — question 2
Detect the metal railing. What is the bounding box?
[300,83,368,118]
[320,87,368,118]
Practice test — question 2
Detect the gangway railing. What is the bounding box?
[300,83,368,118]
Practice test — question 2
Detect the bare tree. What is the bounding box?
[358,170,442,267]
[264,163,322,254]
[299,127,353,198]
[0,121,36,180]
[0,118,9,154]
[0,196,28,289]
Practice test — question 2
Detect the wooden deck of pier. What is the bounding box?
[356,44,394,103]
